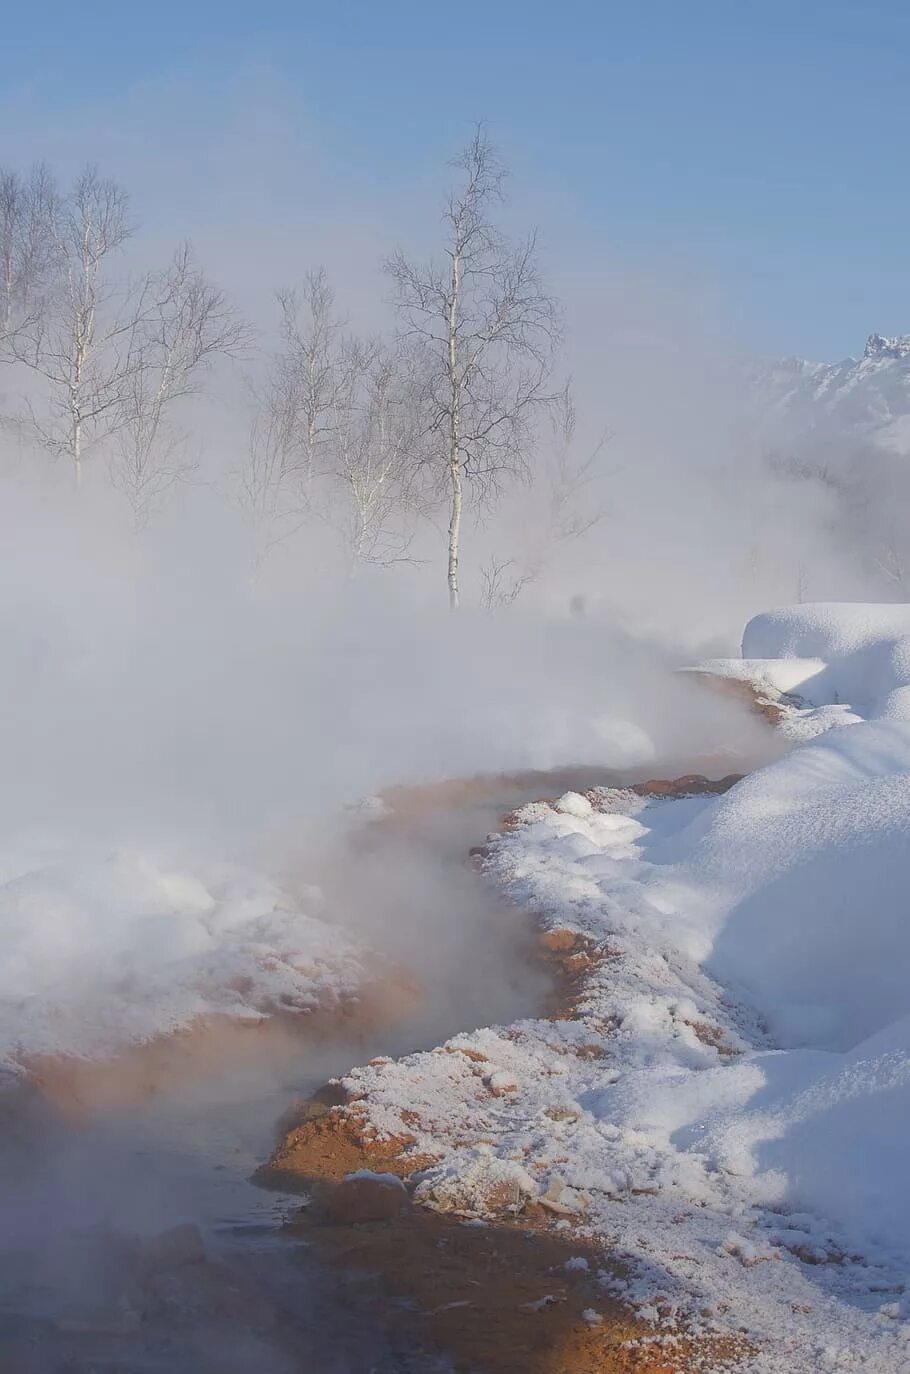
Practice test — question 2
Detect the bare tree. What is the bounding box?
[479,554,538,610]
[111,245,248,527]
[386,126,561,608]
[6,166,138,484]
[0,162,59,340]
[479,389,608,611]
[238,270,347,571]
[544,388,609,544]
[240,371,307,576]
[240,270,425,577]
[276,268,354,486]
[328,338,428,572]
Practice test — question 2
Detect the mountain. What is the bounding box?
[758,334,910,451]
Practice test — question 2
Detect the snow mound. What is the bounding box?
[0,841,366,1066]
[699,602,910,735]
[662,718,910,1049]
[743,603,910,663]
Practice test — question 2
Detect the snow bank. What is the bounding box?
[740,602,910,724]
[491,770,910,1365]
[486,759,910,1238]
[328,607,910,1368]
[659,719,910,1049]
[695,602,910,742]
[331,772,910,1365]
[742,602,910,661]
[0,840,366,1066]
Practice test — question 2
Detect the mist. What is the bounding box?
[0,95,872,1122]
[0,56,902,1373]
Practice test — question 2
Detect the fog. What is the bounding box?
[0,91,898,1369]
[0,98,884,1104]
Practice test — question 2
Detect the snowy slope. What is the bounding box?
[325,603,910,1370]
[759,333,910,445]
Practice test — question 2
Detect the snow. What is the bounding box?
[0,839,367,1068]
[743,603,910,661]
[325,603,910,1370]
[345,1170,407,1190]
[6,594,909,1364]
[759,333,910,438]
[698,602,910,739]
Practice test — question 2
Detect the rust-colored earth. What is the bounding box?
[261,773,757,1374]
[6,753,772,1370]
[287,1203,747,1374]
[21,961,423,1118]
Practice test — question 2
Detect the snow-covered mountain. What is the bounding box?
[759,333,910,450]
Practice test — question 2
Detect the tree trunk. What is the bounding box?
[447,456,462,609]
[72,411,82,488]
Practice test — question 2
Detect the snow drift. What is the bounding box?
[327,601,910,1368]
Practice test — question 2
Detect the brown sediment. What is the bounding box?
[286,1203,750,1373]
[688,669,801,727]
[630,773,743,798]
[265,1117,750,1369]
[261,771,758,1372]
[20,961,423,1118]
[378,767,624,819]
[261,1091,438,1188]
[534,929,616,1023]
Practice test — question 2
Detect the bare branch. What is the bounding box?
[4,164,136,482]
[386,124,562,606]
[111,245,250,526]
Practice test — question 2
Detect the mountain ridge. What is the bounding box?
[759,332,910,444]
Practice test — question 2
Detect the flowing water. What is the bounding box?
[0,759,767,1372]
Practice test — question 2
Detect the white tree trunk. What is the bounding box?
[447,456,462,609]
[72,402,82,488]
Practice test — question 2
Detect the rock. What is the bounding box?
[322,1170,409,1224]
[484,1071,518,1097]
[539,928,580,953]
[416,1153,537,1217]
[536,1175,589,1217]
[633,774,709,797]
[141,1222,206,1271]
[632,772,744,799]
[478,1176,526,1212]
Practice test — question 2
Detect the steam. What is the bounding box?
[0,77,899,1366]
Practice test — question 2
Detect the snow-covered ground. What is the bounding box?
[0,840,367,1070]
[699,601,910,739]
[324,603,910,1371]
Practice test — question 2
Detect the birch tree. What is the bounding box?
[240,270,420,576]
[7,166,135,484]
[112,245,248,527]
[386,127,560,607]
[276,268,353,486]
[238,270,347,570]
[240,366,306,575]
[0,162,58,340]
[329,338,427,572]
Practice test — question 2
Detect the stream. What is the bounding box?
[0,758,767,1372]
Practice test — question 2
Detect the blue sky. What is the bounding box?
[5,0,910,359]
